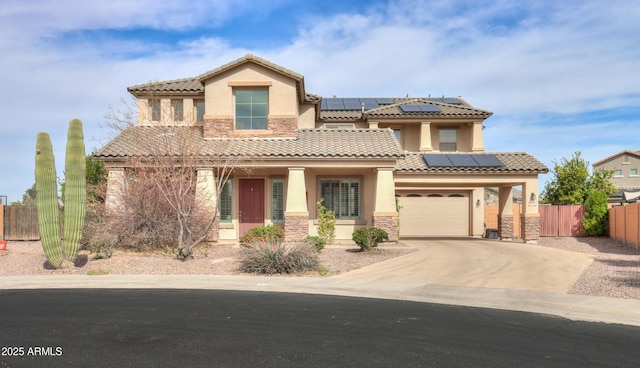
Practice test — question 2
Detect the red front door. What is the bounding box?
[239,179,265,237]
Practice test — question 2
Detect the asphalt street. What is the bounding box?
[1,289,639,368]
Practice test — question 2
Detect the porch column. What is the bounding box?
[372,168,398,241]
[105,168,126,213]
[471,121,485,152]
[521,179,540,243]
[196,168,218,240]
[498,186,514,241]
[284,168,309,241]
[420,122,433,151]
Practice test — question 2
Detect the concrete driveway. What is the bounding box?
[333,238,595,293]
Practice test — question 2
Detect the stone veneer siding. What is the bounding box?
[498,214,514,240]
[284,215,309,241]
[521,215,540,242]
[204,117,298,139]
[373,215,399,242]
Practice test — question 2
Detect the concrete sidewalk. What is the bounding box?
[1,238,639,327]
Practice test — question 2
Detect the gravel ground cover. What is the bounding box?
[1,237,638,300]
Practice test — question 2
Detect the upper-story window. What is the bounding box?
[195,100,205,122]
[150,99,161,121]
[236,89,268,130]
[439,129,457,152]
[614,169,623,177]
[172,100,183,122]
[630,168,638,177]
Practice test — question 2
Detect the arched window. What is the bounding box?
[427,194,443,197]
[407,194,422,197]
[448,194,464,197]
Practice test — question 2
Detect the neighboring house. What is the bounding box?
[95,54,548,243]
[593,150,640,203]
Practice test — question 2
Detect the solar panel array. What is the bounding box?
[422,154,504,168]
[399,104,441,113]
[321,98,395,111]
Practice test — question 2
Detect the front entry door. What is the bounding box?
[239,179,265,237]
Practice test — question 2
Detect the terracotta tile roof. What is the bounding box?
[95,126,404,160]
[396,152,548,173]
[319,97,492,121]
[128,77,204,95]
[198,53,304,82]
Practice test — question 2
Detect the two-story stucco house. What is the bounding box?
[95,54,548,243]
[593,150,640,203]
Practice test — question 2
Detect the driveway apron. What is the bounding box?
[333,238,595,293]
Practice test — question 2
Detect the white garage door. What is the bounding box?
[399,192,469,237]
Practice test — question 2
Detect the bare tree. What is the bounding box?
[103,91,247,260]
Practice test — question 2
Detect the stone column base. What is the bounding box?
[373,214,399,242]
[521,214,540,243]
[498,214,514,240]
[284,215,309,241]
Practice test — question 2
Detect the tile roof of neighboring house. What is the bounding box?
[396,152,548,173]
[319,98,492,121]
[94,127,404,160]
[592,149,640,167]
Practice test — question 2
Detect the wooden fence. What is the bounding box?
[609,201,640,249]
[484,204,522,238]
[2,205,40,241]
[539,205,585,237]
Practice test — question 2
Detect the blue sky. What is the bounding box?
[1,0,639,203]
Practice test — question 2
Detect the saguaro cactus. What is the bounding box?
[35,119,87,269]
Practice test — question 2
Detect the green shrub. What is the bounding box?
[582,191,609,236]
[352,227,389,251]
[239,240,319,274]
[316,200,335,244]
[304,235,325,252]
[240,224,284,245]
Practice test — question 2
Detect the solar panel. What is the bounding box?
[321,99,328,110]
[422,154,453,167]
[419,105,440,112]
[343,98,362,110]
[360,98,379,109]
[376,98,395,104]
[422,154,505,168]
[325,98,345,110]
[448,154,478,167]
[472,155,504,167]
[400,105,423,112]
[442,98,461,104]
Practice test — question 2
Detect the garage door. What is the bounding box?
[399,192,469,237]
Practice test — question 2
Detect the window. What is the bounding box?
[236,89,268,130]
[392,129,402,146]
[150,99,161,121]
[172,100,183,122]
[631,168,638,177]
[614,169,623,177]
[439,129,457,152]
[271,179,285,223]
[427,194,443,197]
[320,179,360,219]
[219,180,232,223]
[195,100,205,122]
[325,124,354,130]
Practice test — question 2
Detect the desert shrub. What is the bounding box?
[82,168,211,252]
[240,224,284,245]
[304,235,325,252]
[352,227,389,251]
[239,240,319,274]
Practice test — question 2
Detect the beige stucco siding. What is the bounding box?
[202,64,299,118]
[596,155,640,188]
